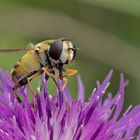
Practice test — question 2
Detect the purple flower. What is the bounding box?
[0,70,140,140]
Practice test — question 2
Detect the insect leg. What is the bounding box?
[13,71,41,102]
[62,69,78,90]
[42,67,78,91]
[26,72,41,96]
[13,75,31,102]
[63,69,78,77]
[13,84,22,102]
[61,77,67,91]
[26,72,41,109]
[42,67,59,89]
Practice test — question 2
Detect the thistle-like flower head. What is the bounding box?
[0,70,140,140]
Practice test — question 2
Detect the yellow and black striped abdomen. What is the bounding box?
[11,50,41,83]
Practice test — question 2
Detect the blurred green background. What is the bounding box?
[0,0,140,108]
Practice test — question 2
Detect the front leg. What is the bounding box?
[61,69,78,90]
[42,67,78,91]
[42,66,59,89]
[63,69,78,77]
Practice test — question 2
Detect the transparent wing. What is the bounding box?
[0,48,32,53]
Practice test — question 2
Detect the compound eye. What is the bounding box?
[49,40,63,61]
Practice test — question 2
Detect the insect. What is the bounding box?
[0,38,77,101]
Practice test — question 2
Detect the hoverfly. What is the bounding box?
[0,38,77,102]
